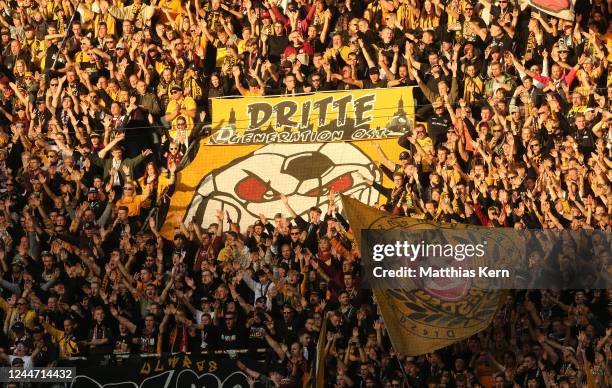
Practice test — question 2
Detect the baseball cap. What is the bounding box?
[399,151,410,160]
[368,67,380,75]
[116,42,125,49]
[200,296,211,303]
[88,187,98,194]
[170,85,183,93]
[509,105,520,113]
[12,322,25,332]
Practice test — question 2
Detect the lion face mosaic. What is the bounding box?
[183,143,381,229]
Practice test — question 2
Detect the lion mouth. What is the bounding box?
[421,275,471,302]
[413,259,472,302]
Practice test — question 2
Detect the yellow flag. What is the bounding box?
[313,316,328,388]
[341,195,506,356]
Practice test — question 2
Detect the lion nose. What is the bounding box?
[282,152,333,181]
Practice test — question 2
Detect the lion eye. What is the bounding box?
[328,172,353,193]
[235,173,279,203]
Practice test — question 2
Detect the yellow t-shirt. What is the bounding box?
[94,12,118,39]
[137,175,172,198]
[116,194,147,217]
[75,50,97,74]
[215,44,228,69]
[166,96,196,135]
[324,46,351,63]
[417,136,434,172]
[158,0,184,22]
[236,39,247,54]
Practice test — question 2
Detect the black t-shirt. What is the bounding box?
[427,112,452,147]
[248,323,267,355]
[336,80,359,90]
[363,78,388,89]
[198,324,219,352]
[268,36,289,62]
[136,328,159,354]
[218,325,247,350]
[114,332,134,354]
[87,323,114,355]
[459,15,486,46]
[574,126,595,154]
[485,33,513,53]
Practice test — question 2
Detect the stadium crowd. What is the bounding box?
[0,0,609,386]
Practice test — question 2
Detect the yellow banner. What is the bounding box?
[161,139,408,236]
[209,87,415,145]
[340,195,505,356]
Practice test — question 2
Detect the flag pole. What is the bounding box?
[50,0,85,71]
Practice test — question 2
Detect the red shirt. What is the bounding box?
[283,42,314,59]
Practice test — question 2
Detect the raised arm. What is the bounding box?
[279,193,299,219]
[98,133,126,159]
[110,305,137,334]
